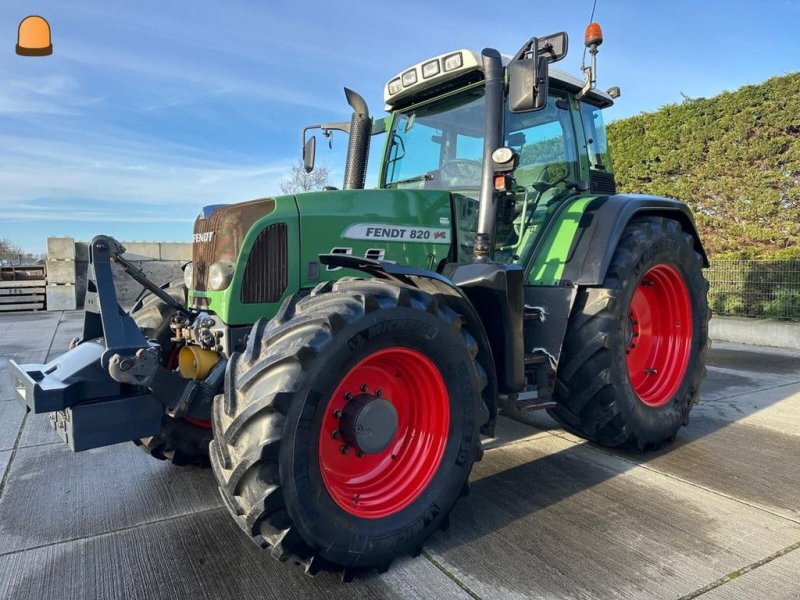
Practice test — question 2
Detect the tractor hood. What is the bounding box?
[188,189,457,326]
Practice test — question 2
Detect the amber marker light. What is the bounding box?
[584,22,603,48]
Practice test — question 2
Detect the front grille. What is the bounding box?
[191,198,276,292]
[241,223,288,304]
[589,169,618,195]
[193,219,216,292]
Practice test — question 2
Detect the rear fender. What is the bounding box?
[561,194,708,286]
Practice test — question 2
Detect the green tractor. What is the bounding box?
[11,26,709,578]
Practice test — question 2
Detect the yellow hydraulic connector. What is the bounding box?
[178,346,221,380]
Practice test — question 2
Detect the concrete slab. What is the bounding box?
[0,401,25,451]
[701,546,800,600]
[0,312,61,364]
[595,343,800,523]
[0,450,10,485]
[0,442,222,554]
[427,434,800,599]
[0,359,15,402]
[0,509,471,600]
[45,311,82,360]
[16,412,60,449]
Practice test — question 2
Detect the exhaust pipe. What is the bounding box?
[342,88,371,190]
[474,48,504,262]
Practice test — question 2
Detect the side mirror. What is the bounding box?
[508,31,568,113]
[303,135,316,173]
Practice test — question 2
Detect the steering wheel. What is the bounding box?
[532,163,569,192]
[440,159,482,187]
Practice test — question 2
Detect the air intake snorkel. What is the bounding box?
[473,48,504,262]
[342,88,371,190]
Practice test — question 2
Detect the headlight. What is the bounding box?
[208,261,234,291]
[183,262,193,290]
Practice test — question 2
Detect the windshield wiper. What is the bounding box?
[387,173,434,187]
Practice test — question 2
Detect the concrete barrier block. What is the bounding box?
[710,316,800,350]
[47,237,75,260]
[159,243,192,262]
[46,284,77,311]
[123,242,161,260]
[45,260,76,284]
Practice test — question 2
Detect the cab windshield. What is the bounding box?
[382,85,579,194]
[383,87,485,190]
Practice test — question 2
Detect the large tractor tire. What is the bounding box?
[210,278,487,578]
[131,281,213,467]
[550,216,709,450]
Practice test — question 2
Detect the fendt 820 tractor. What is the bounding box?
[11,26,709,578]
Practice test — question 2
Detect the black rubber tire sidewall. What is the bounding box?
[280,305,480,567]
[605,222,707,442]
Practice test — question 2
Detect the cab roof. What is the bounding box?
[384,49,613,111]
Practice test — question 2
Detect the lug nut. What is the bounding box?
[340,445,349,455]
[344,392,352,401]
[331,431,341,440]
[360,383,368,393]
[333,409,342,419]
[356,450,364,458]
[375,389,382,397]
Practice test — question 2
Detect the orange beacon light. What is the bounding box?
[16,16,53,56]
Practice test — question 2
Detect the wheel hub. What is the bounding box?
[338,393,399,455]
[625,264,693,407]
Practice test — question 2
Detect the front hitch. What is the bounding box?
[9,235,222,451]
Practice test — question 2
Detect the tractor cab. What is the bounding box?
[378,45,618,265]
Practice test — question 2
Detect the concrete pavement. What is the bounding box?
[0,311,799,599]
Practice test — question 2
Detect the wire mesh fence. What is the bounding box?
[707,259,800,321]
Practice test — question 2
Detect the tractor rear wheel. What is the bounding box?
[131,281,213,467]
[210,278,487,577]
[549,217,709,450]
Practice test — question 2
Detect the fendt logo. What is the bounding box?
[194,232,214,243]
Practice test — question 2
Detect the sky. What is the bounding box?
[0,0,798,253]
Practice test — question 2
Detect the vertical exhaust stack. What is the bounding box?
[342,88,371,190]
[473,48,504,262]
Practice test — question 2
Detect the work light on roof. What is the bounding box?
[402,69,418,87]
[388,78,402,95]
[443,53,463,72]
[422,59,440,79]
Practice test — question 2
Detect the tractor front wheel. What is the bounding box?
[210,278,487,577]
[550,216,709,450]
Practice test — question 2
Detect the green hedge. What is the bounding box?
[607,72,800,258]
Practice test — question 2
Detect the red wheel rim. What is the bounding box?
[625,264,693,407]
[318,347,450,519]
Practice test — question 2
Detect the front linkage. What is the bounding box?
[9,235,223,451]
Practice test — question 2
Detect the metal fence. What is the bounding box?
[707,259,800,321]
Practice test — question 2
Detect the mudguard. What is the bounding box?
[561,194,709,286]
